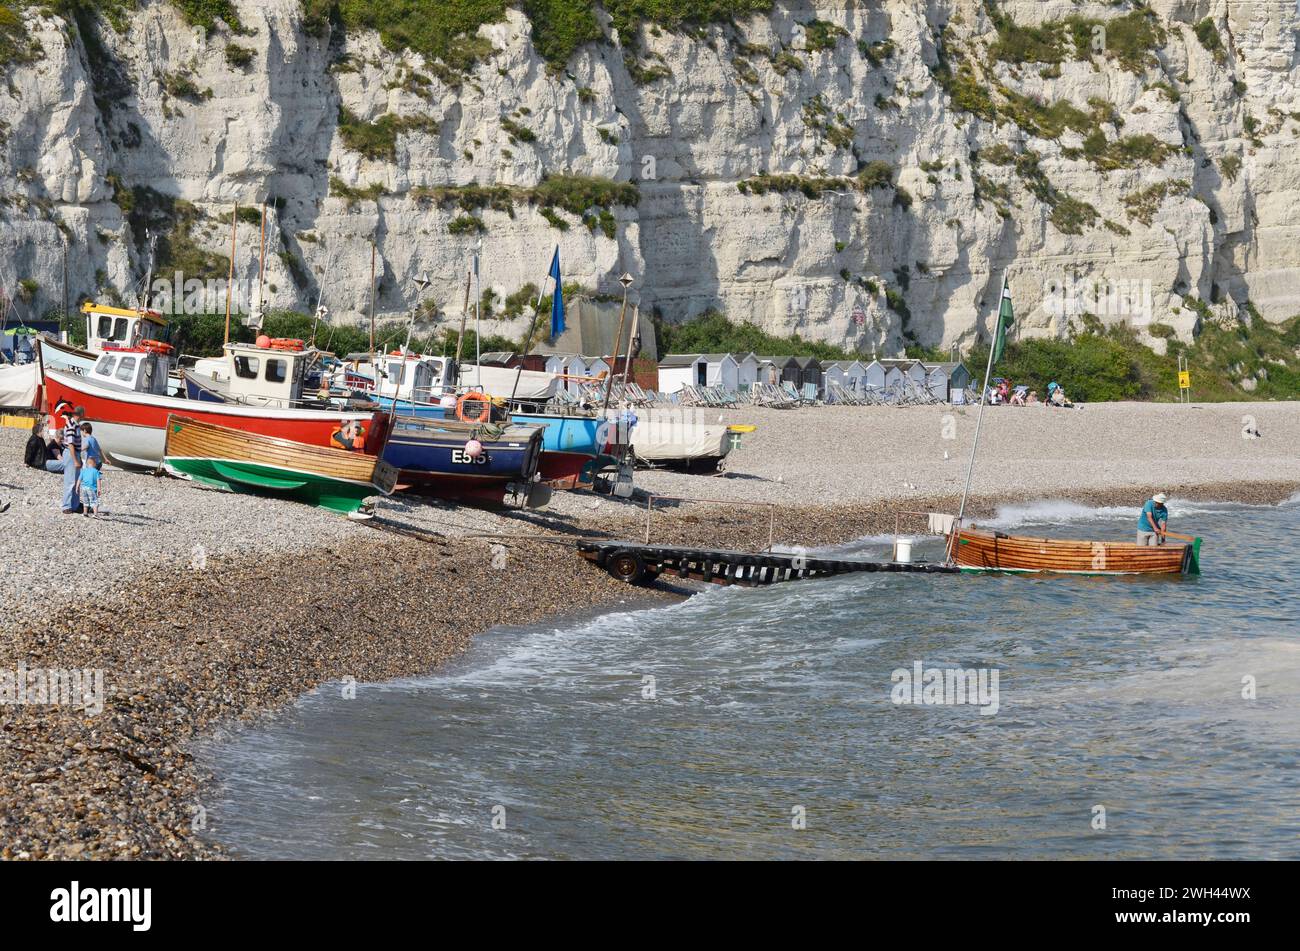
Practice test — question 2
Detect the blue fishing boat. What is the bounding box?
[383,415,546,505]
[372,393,450,418]
[508,411,611,486]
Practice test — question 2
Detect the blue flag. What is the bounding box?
[548,247,565,339]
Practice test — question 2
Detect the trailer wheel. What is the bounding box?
[607,550,648,585]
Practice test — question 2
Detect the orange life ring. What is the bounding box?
[269,338,305,351]
[456,392,492,424]
[141,339,174,354]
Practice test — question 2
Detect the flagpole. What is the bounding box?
[950,273,1007,561]
[511,250,555,404]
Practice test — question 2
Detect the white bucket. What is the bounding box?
[893,537,914,563]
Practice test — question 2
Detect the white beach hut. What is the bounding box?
[704,353,741,391]
[656,354,702,394]
[860,359,887,397]
[881,361,906,395]
[923,363,951,402]
[823,360,867,400]
[658,353,739,392]
[734,352,761,388]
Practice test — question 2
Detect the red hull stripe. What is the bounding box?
[43,369,379,449]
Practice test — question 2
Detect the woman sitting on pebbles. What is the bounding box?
[24,415,62,472]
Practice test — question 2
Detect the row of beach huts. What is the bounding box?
[480,350,973,405]
[655,353,972,404]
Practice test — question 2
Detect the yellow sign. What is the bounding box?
[1178,371,1191,389]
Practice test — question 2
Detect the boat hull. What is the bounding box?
[38,336,98,375]
[382,416,543,502]
[952,527,1199,575]
[162,414,397,514]
[43,368,385,469]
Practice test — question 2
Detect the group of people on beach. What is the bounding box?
[987,379,1076,408]
[23,398,104,516]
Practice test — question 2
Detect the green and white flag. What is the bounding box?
[991,274,1014,365]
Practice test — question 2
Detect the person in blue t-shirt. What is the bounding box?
[80,422,103,467]
[79,456,102,517]
[1137,493,1169,545]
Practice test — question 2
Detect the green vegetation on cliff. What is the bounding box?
[656,311,861,362]
[968,312,1300,402]
[301,0,774,70]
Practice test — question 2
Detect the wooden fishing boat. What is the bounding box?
[950,526,1201,576]
[162,415,397,514]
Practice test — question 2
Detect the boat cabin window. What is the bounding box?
[234,355,260,379]
[115,356,137,382]
[386,361,405,386]
[140,358,155,392]
[94,354,117,376]
[266,358,287,384]
[96,315,130,342]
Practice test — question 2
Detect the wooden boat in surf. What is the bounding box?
[162,414,397,514]
[949,526,1201,575]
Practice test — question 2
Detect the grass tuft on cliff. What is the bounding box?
[337,107,439,161]
[307,1,774,71]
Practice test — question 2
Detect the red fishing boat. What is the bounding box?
[42,345,387,469]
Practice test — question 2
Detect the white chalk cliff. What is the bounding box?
[1,0,1297,353]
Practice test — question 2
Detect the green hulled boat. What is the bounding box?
[162,415,397,515]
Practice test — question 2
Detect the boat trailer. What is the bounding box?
[577,540,958,587]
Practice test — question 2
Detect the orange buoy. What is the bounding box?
[255,334,271,348]
[456,392,492,424]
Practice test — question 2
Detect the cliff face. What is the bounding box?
[1,0,1296,353]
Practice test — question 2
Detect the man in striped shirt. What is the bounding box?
[60,405,86,514]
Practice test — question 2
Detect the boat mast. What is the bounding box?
[223,204,237,345]
[367,241,376,362]
[309,246,334,349]
[137,232,156,318]
[617,302,638,394]
[951,273,1006,559]
[255,201,267,327]
[473,244,481,389]
[600,273,633,419]
[455,261,471,376]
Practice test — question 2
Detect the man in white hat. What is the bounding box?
[1137,492,1169,545]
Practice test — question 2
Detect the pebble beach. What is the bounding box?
[1,399,1297,859]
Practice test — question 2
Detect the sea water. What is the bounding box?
[202,498,1300,859]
